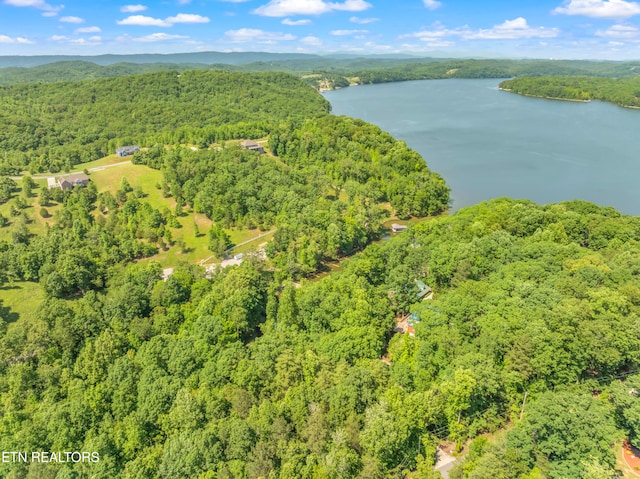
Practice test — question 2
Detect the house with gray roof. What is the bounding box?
[240,140,265,154]
[116,145,140,157]
[49,172,90,190]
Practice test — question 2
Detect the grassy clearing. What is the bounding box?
[90,162,163,201]
[2,156,274,268]
[0,179,62,243]
[0,281,44,323]
[64,154,127,173]
[90,161,271,267]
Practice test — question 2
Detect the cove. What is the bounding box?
[324,79,640,215]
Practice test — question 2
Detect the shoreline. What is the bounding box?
[321,77,640,111]
[499,86,640,109]
[497,87,590,103]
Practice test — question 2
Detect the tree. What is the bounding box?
[208,224,231,257]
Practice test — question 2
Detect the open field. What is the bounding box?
[89,160,271,268]
[0,178,62,243]
[0,281,44,324]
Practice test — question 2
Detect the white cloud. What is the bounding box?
[69,36,102,45]
[117,32,189,42]
[595,23,640,37]
[301,35,322,45]
[225,28,297,43]
[252,0,371,17]
[553,0,640,19]
[282,18,312,25]
[41,11,57,16]
[75,26,101,33]
[134,33,188,41]
[117,13,210,27]
[402,18,560,42]
[423,0,441,10]
[60,16,84,23]
[469,17,559,39]
[117,15,171,27]
[0,33,34,43]
[165,13,210,23]
[331,28,368,35]
[51,34,100,45]
[120,4,147,12]
[4,0,62,13]
[349,16,378,23]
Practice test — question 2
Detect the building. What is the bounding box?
[116,145,140,157]
[240,140,265,154]
[392,223,408,233]
[416,280,433,301]
[49,172,90,190]
[407,314,420,337]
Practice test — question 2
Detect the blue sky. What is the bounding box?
[1,0,640,59]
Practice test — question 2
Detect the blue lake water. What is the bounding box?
[324,79,640,215]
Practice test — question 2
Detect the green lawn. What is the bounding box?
[90,161,272,268]
[64,154,128,173]
[1,158,274,269]
[0,179,62,243]
[0,281,44,323]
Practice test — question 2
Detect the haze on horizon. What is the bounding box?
[1,0,640,60]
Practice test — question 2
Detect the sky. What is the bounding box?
[2,0,640,59]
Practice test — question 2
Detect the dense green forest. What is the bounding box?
[499,76,640,108]
[0,70,329,173]
[131,116,448,276]
[2,57,640,90]
[2,196,640,478]
[0,61,234,86]
[2,60,640,479]
[348,58,640,86]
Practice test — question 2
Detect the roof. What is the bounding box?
[241,140,261,148]
[116,145,140,153]
[63,172,89,183]
[392,223,408,231]
[416,280,432,299]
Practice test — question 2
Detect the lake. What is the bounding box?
[324,79,640,215]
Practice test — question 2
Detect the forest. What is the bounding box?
[0,70,329,173]
[2,195,640,478]
[2,57,640,91]
[499,76,640,108]
[1,63,640,479]
[131,116,448,276]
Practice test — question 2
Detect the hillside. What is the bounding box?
[499,75,640,108]
[2,197,640,478]
[0,70,329,173]
[0,51,323,68]
[3,58,640,91]
[2,58,639,479]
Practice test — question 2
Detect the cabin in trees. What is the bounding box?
[48,172,90,191]
[407,314,420,336]
[116,145,140,157]
[416,280,433,301]
[392,223,408,233]
[240,140,265,154]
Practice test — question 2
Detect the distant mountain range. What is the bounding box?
[0,51,421,68]
[1,52,638,89]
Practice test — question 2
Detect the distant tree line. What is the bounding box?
[0,70,329,174]
[500,75,640,108]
